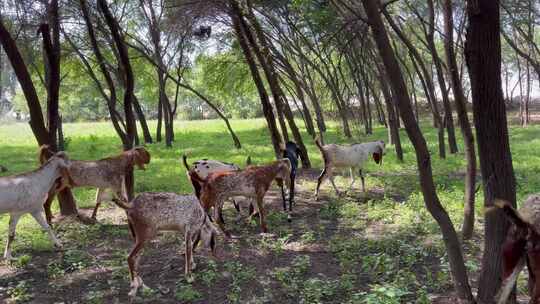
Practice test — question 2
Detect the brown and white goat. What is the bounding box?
[495,196,540,304]
[188,159,291,237]
[111,192,219,299]
[314,137,385,200]
[39,145,150,222]
[0,152,73,260]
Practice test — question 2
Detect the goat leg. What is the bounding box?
[185,231,195,283]
[256,196,267,233]
[31,211,62,249]
[315,167,328,200]
[44,190,56,225]
[497,256,525,304]
[279,180,287,212]
[347,168,356,192]
[92,188,106,220]
[359,169,365,193]
[3,214,21,260]
[288,173,295,222]
[127,240,146,299]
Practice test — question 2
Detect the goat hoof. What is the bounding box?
[287,214,292,222]
[186,274,195,284]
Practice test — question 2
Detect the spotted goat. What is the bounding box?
[111,192,219,299]
[188,159,291,237]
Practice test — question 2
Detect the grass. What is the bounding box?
[0,117,539,303]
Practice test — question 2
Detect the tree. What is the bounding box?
[97,0,137,199]
[361,0,475,302]
[0,4,79,218]
[442,0,477,240]
[465,0,517,302]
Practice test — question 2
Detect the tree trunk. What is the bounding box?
[132,95,152,144]
[241,0,311,167]
[79,0,128,146]
[364,0,475,302]
[1,8,80,218]
[377,63,403,162]
[0,21,49,145]
[465,0,517,302]
[230,2,282,157]
[409,53,446,159]
[98,0,137,199]
[384,12,446,158]
[443,0,477,240]
[426,0,458,154]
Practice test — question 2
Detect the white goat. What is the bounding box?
[314,138,385,199]
[0,152,72,260]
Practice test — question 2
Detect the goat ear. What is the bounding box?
[39,145,54,164]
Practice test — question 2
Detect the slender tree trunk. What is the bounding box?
[241,0,311,167]
[377,63,403,161]
[465,1,517,303]
[409,52,446,159]
[132,95,152,143]
[79,0,128,146]
[98,0,136,199]
[1,8,79,217]
[443,0,477,240]
[230,3,282,157]
[364,1,475,302]
[426,0,458,154]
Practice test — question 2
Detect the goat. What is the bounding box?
[110,192,218,299]
[0,152,72,260]
[280,141,301,221]
[494,196,540,304]
[182,155,245,222]
[314,137,385,200]
[188,159,291,237]
[39,145,151,222]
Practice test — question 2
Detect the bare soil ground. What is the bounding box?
[0,169,529,303]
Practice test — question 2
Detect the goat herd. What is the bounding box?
[0,138,537,302]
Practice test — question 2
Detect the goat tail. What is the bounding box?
[490,199,529,229]
[38,145,54,165]
[112,197,132,210]
[182,154,191,172]
[314,135,328,165]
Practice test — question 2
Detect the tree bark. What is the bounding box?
[1,9,79,217]
[426,0,459,154]
[230,2,282,157]
[363,0,475,302]
[383,10,446,158]
[465,0,517,302]
[97,0,137,199]
[443,0,477,240]
[241,0,311,167]
[376,63,403,162]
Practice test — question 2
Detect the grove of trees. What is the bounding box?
[0,0,536,302]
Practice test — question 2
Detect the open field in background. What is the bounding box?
[0,118,539,303]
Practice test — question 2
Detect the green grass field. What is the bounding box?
[0,118,539,303]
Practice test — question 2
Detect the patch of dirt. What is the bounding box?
[0,180,509,303]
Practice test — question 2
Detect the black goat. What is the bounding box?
[279,141,300,222]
